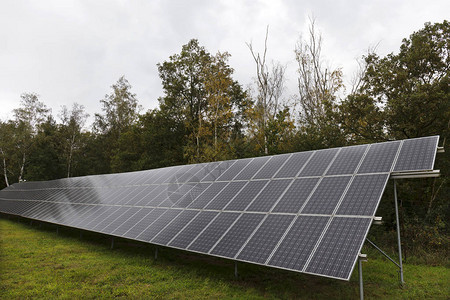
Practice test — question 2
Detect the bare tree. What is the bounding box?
[295,18,343,128]
[247,26,286,154]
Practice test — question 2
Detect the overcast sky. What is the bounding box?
[1,0,448,124]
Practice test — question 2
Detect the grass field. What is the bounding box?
[0,217,448,299]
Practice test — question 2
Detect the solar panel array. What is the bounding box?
[0,136,439,280]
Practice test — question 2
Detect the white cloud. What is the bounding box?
[0,0,448,125]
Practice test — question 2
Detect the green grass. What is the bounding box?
[0,217,448,299]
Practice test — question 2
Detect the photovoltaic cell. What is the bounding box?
[210,213,265,258]
[188,182,227,209]
[205,181,246,210]
[223,180,268,211]
[358,141,400,174]
[188,212,240,253]
[174,182,211,208]
[272,178,319,213]
[169,211,218,249]
[299,148,339,177]
[237,214,294,264]
[216,158,252,181]
[253,154,290,179]
[301,176,352,214]
[394,136,439,172]
[245,179,292,212]
[200,160,235,182]
[274,152,312,178]
[326,145,367,175]
[102,207,141,234]
[123,208,166,239]
[337,174,389,216]
[234,156,271,180]
[111,208,153,236]
[268,216,329,271]
[151,210,200,245]
[305,217,371,279]
[136,209,182,242]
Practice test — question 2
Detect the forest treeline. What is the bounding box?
[1,21,449,258]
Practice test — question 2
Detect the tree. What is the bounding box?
[247,26,286,154]
[13,93,50,182]
[294,19,346,150]
[158,39,211,160]
[93,76,141,172]
[158,40,248,163]
[363,21,450,140]
[0,121,16,187]
[59,103,89,177]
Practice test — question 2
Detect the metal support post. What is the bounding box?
[155,247,158,260]
[234,261,238,278]
[358,258,364,300]
[80,231,83,239]
[56,226,59,235]
[111,237,114,249]
[394,180,404,284]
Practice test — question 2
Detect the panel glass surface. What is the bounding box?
[188,182,227,209]
[245,179,292,212]
[394,136,439,172]
[274,152,312,178]
[169,211,219,249]
[305,217,371,279]
[151,210,200,245]
[102,207,141,234]
[299,148,339,176]
[210,213,265,258]
[358,141,400,174]
[223,180,269,211]
[326,145,367,175]
[272,178,319,213]
[234,156,271,180]
[188,212,240,253]
[205,181,246,210]
[237,214,294,264]
[253,154,290,179]
[216,158,252,181]
[268,216,329,271]
[200,160,235,182]
[111,208,153,236]
[136,209,182,242]
[301,176,351,214]
[123,208,166,239]
[337,174,389,216]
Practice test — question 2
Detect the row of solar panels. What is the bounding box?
[0,174,389,216]
[4,136,438,190]
[0,136,440,281]
[0,199,371,280]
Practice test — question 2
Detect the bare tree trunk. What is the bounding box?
[0,148,9,187]
[67,134,75,178]
[18,153,26,182]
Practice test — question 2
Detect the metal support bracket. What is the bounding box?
[373,216,383,225]
[155,247,158,260]
[111,237,115,249]
[394,180,405,285]
[358,254,367,300]
[234,261,238,278]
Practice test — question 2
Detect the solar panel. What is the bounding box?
[0,135,440,281]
